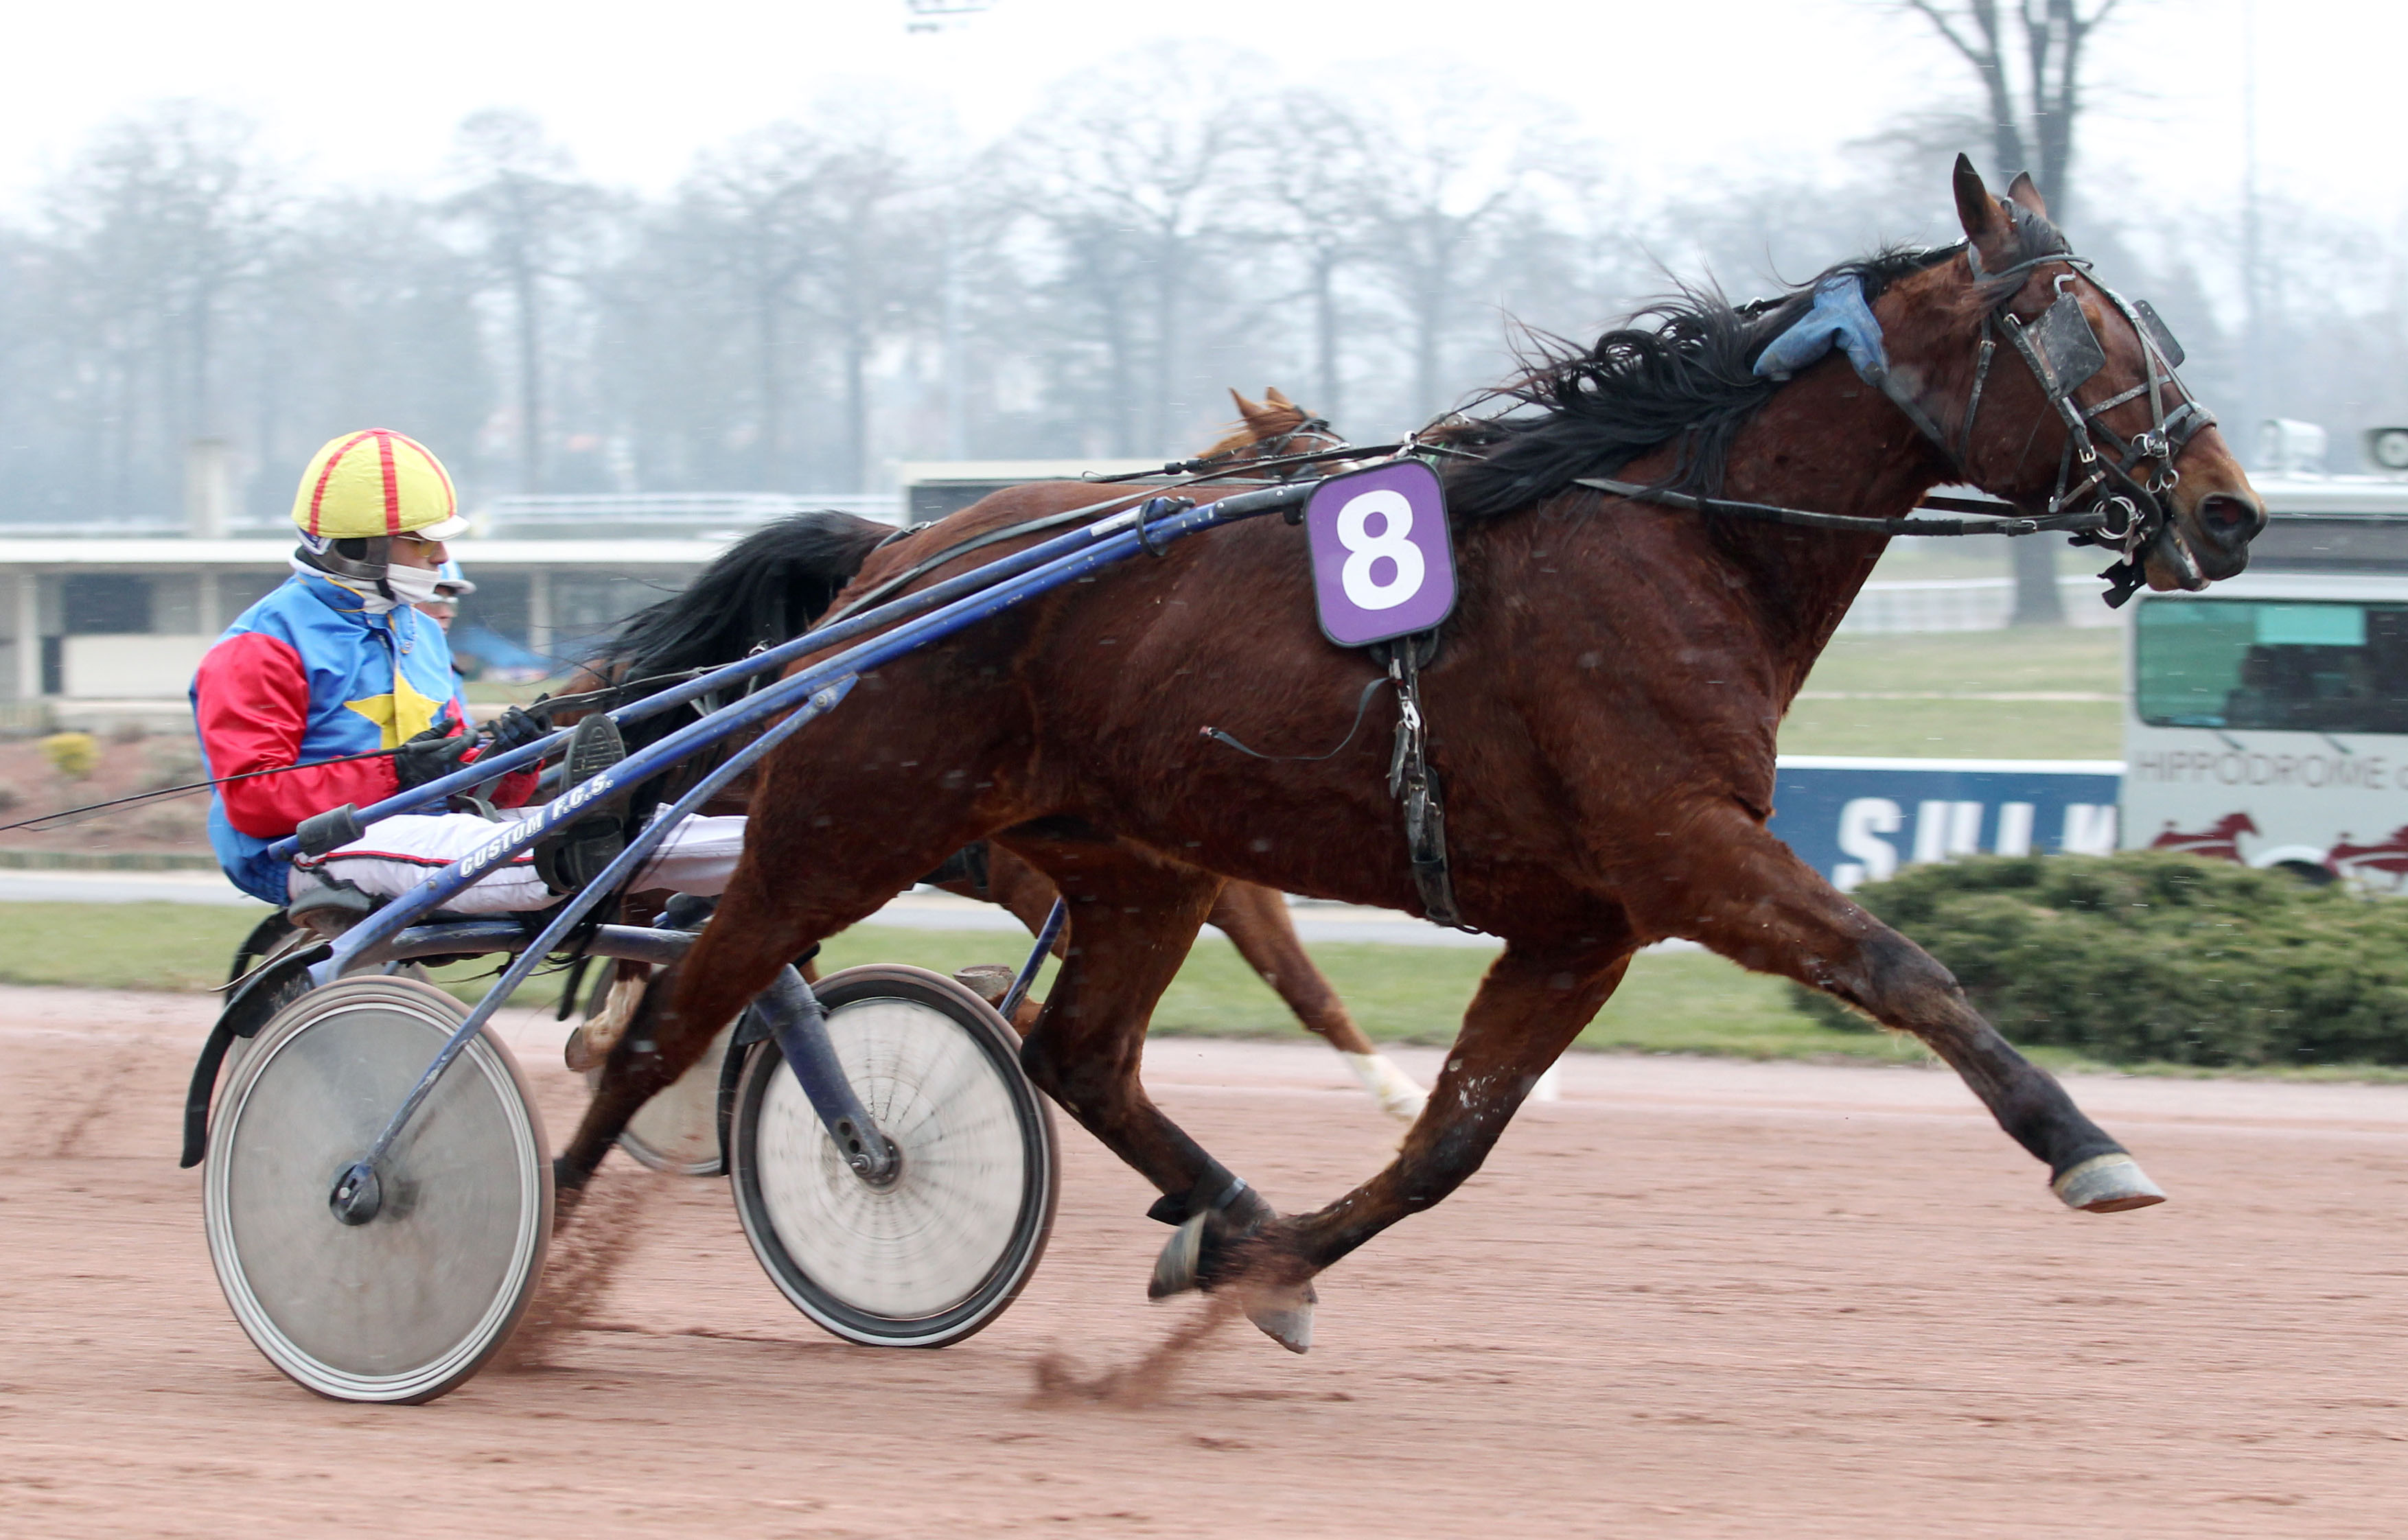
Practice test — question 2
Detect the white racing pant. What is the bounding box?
[288,808,748,915]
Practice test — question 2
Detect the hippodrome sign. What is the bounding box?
[1304,459,1459,648]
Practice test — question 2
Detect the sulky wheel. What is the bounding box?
[728,964,1057,1348]
[594,1019,735,1177]
[204,975,551,1403]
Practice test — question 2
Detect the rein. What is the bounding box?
[1857,248,2211,605]
[1584,243,2211,606]
[1569,478,2114,539]
[11,677,674,835]
[0,745,410,835]
[829,436,1394,631]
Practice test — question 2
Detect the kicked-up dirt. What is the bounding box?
[5,983,2408,1537]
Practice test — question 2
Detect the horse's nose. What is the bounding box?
[2192,490,2265,555]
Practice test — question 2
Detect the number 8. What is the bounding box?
[1336,490,1425,612]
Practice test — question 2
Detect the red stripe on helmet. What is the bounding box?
[396,431,456,520]
[305,430,376,537]
[375,430,402,535]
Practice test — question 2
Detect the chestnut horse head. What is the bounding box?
[1925,156,2260,592]
[1444,156,2260,609]
[1197,386,1347,471]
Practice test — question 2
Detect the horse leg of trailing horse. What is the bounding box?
[1643,810,2163,1213]
[1181,940,1630,1346]
[1207,881,1426,1123]
[1001,836,1255,1229]
[558,813,989,1191]
[980,842,1069,940]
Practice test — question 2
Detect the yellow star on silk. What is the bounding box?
[343,669,445,749]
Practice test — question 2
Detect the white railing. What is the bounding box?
[483,493,901,535]
[1838,575,2122,634]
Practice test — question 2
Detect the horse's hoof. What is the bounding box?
[951,964,1015,1007]
[1242,1281,1316,1354]
[1149,1213,1207,1298]
[2052,1152,2167,1213]
[1341,1051,1427,1125]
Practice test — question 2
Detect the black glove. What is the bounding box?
[483,704,549,756]
[392,723,476,789]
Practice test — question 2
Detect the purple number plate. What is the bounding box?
[1303,460,1457,647]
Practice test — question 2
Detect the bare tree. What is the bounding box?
[445,111,601,495]
[999,44,1262,456]
[245,194,493,507]
[676,129,829,488]
[1249,89,1380,421]
[42,103,283,519]
[791,114,939,491]
[1899,0,2127,624]
[1354,80,1562,424]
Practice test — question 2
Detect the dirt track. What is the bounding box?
[6,984,2408,1537]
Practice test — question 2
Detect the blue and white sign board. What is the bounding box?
[1304,460,1459,648]
[1769,756,2125,892]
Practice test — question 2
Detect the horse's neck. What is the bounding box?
[1706,366,1948,695]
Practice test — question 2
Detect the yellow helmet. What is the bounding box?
[290,430,469,542]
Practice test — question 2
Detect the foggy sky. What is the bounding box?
[10,0,2399,227]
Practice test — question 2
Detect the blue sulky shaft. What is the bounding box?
[327,675,858,1222]
[266,481,1192,865]
[318,478,1315,1209]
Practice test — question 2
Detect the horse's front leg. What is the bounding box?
[1636,806,2164,1213]
[1160,936,1632,1346]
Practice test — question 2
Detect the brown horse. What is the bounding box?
[564,390,1430,1121]
[566,161,2263,1350]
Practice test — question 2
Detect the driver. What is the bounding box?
[191,429,744,923]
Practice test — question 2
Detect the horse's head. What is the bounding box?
[1892,159,2262,597]
[1199,386,1346,472]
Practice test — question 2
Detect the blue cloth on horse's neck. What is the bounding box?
[1752,275,1889,384]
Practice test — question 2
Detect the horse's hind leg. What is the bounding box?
[1207,880,1426,1122]
[1641,809,2164,1213]
[559,797,1008,1191]
[1183,934,1634,1340]
[995,833,1276,1236]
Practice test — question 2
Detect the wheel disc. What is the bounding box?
[731,966,1055,1346]
[204,977,550,1403]
[600,1020,733,1177]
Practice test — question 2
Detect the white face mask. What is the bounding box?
[384,562,444,607]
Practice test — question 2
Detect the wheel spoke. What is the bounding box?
[731,978,1052,1346]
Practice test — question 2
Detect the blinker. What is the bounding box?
[2025,294,2107,395]
[2131,299,2186,369]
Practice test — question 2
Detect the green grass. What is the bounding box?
[1799,627,2122,697]
[0,903,1900,1064]
[9,901,2407,1080]
[0,901,273,991]
[1778,696,2124,759]
[1780,627,2124,759]
[818,926,1923,1063]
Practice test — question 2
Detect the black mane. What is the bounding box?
[1439,211,2067,520]
[594,509,892,680]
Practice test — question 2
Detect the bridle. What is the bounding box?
[1087,412,1355,486]
[1871,245,2216,605]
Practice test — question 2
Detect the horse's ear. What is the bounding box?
[1229,388,1266,421]
[1952,153,2013,257]
[2004,171,2048,219]
[1263,385,1295,408]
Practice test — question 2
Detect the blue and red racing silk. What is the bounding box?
[191,570,534,902]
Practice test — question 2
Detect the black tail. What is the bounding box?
[597,510,892,681]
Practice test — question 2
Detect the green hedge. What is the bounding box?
[1790,852,2408,1066]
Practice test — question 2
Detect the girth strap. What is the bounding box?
[1373,631,1466,930]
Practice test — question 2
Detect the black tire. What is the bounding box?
[227,909,302,987]
[728,964,1057,1348]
